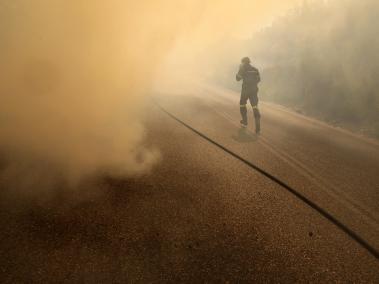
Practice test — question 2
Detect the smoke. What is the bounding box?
[153,0,301,95]
[0,0,189,193]
[0,1,300,195]
[0,1,162,193]
[243,0,379,136]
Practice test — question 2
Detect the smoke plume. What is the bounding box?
[0,1,178,193]
[0,0,299,194]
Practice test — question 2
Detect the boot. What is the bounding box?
[255,117,261,134]
[240,105,248,127]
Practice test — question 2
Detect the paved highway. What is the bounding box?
[160,86,379,253]
[0,88,378,282]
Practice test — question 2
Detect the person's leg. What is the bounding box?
[240,92,249,126]
[249,93,261,133]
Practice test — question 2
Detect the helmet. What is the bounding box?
[241,57,251,64]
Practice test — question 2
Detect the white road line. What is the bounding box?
[198,94,379,231]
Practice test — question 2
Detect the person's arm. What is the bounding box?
[257,69,261,84]
[236,64,244,81]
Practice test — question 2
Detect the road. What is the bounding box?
[159,85,379,252]
[0,87,378,282]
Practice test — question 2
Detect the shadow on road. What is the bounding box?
[231,128,258,143]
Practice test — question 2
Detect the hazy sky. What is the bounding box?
[190,0,302,38]
[248,0,302,31]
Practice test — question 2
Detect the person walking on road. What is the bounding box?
[236,57,261,134]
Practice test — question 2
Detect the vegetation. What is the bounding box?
[247,0,379,136]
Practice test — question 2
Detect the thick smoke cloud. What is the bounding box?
[0,1,198,193]
[0,1,300,195]
[0,1,169,193]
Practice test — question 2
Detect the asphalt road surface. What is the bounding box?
[0,88,378,282]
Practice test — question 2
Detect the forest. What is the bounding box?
[226,0,379,137]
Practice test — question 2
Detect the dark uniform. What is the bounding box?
[236,57,261,133]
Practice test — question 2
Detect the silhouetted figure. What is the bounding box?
[236,57,261,134]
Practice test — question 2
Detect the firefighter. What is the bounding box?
[236,57,261,134]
